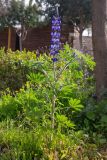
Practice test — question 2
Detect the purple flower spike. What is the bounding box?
[50,15,61,62]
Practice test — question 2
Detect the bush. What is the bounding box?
[0,49,36,94]
[0,45,102,159]
[0,45,95,127]
[78,99,107,144]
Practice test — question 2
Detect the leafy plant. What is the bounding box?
[81,100,107,139]
[0,44,99,159]
[0,49,36,94]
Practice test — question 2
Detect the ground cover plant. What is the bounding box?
[0,45,106,159]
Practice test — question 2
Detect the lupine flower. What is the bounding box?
[52,57,58,62]
[50,16,61,62]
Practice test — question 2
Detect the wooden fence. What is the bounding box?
[0,24,74,51]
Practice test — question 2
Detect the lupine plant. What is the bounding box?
[0,46,98,159]
[50,13,62,130]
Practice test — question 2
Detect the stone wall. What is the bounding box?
[73,30,93,55]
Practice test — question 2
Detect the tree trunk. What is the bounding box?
[79,8,84,50]
[19,36,22,52]
[79,30,83,49]
[92,0,107,99]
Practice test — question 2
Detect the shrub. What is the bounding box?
[0,45,95,127]
[78,99,107,143]
[0,45,101,159]
[0,49,36,94]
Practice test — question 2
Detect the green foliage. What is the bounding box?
[0,123,101,160]
[0,45,95,129]
[0,45,102,159]
[7,0,40,27]
[44,0,91,29]
[0,0,42,29]
[79,100,107,141]
[69,98,84,111]
[0,49,36,94]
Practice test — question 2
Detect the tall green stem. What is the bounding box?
[52,62,56,130]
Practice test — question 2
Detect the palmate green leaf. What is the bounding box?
[69,98,84,111]
[56,114,75,128]
[61,85,73,95]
